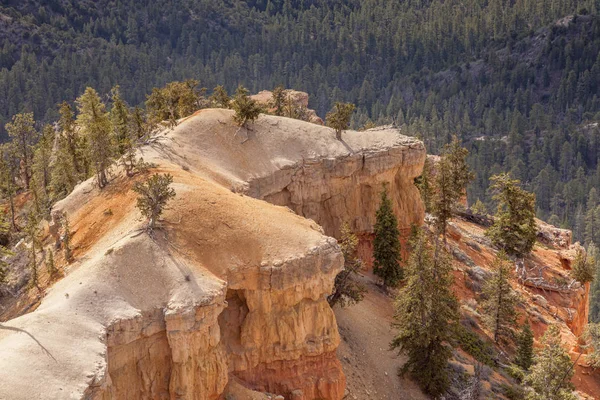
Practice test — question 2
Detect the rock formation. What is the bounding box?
[0,109,426,400]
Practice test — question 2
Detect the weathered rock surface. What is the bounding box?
[0,109,426,400]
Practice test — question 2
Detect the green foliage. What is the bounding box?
[76,87,114,188]
[25,211,41,288]
[373,185,402,288]
[524,325,577,400]
[328,222,366,308]
[583,322,600,368]
[326,102,355,140]
[571,246,595,283]
[0,215,12,284]
[61,212,73,263]
[471,198,488,215]
[515,323,535,371]
[46,248,57,279]
[589,243,600,322]
[415,157,434,212]
[486,173,537,257]
[392,228,458,397]
[209,85,231,109]
[231,85,262,128]
[453,323,497,367]
[269,85,286,117]
[431,137,474,240]
[5,112,37,189]
[481,250,518,343]
[146,79,202,128]
[132,173,176,230]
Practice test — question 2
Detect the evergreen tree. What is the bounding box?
[416,157,434,212]
[50,133,77,200]
[0,216,12,284]
[486,173,537,257]
[5,113,37,189]
[392,228,458,397]
[373,185,402,288]
[584,322,600,368]
[481,251,518,343]
[231,85,262,128]
[431,137,474,241]
[46,248,56,279]
[146,79,202,128]
[589,243,600,322]
[571,246,595,284]
[58,101,84,177]
[132,173,176,231]
[62,212,73,263]
[326,102,355,140]
[209,85,231,109]
[585,188,599,246]
[25,211,41,289]
[524,325,577,400]
[328,222,366,307]
[76,87,114,188]
[269,85,286,116]
[0,144,19,231]
[515,322,534,371]
[471,199,488,215]
[110,85,130,155]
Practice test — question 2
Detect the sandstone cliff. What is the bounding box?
[0,109,426,400]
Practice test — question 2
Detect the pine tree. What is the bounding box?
[584,322,600,368]
[328,222,366,307]
[570,246,595,284]
[209,85,231,108]
[515,322,534,371]
[416,157,434,212]
[46,248,57,279]
[25,211,41,289]
[0,216,12,284]
[326,102,355,140]
[486,173,537,257]
[524,325,577,400]
[231,85,262,128]
[471,199,488,215]
[269,85,286,116]
[392,228,458,397]
[146,80,202,128]
[589,243,600,322]
[50,133,77,200]
[585,188,599,246]
[132,173,176,231]
[131,106,150,139]
[76,87,114,188]
[5,112,37,189]
[58,101,84,177]
[62,212,73,263]
[110,85,130,155]
[373,185,402,288]
[481,250,518,343]
[431,138,474,242]
[0,144,19,231]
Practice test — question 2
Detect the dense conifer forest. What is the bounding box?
[1,0,600,241]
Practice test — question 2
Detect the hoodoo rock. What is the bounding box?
[0,109,426,400]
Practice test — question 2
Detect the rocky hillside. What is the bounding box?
[0,110,425,400]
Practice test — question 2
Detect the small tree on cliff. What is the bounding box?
[61,212,73,263]
[481,250,518,343]
[210,85,231,109]
[486,173,537,257]
[133,173,176,231]
[416,157,434,212]
[571,247,595,284]
[326,102,355,140]
[25,211,41,289]
[231,85,262,128]
[584,322,600,368]
[269,85,287,116]
[515,322,534,371]
[524,325,577,400]
[328,222,366,307]
[373,185,402,288]
[431,137,474,242]
[392,227,458,397]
